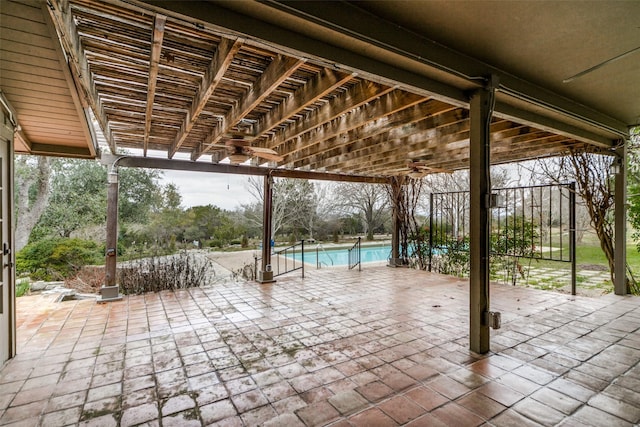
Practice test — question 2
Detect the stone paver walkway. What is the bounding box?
[1,266,640,426]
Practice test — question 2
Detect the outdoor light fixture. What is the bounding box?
[107,171,118,184]
[485,193,505,208]
[610,157,623,175]
[228,153,250,164]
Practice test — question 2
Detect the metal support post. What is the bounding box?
[428,193,434,272]
[258,174,275,283]
[469,81,495,354]
[388,182,402,267]
[569,182,577,296]
[99,167,122,302]
[614,143,627,295]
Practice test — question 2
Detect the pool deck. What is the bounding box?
[1,266,640,426]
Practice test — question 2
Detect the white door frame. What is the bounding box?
[0,97,16,365]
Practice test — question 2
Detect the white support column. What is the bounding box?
[614,142,627,295]
[469,83,495,354]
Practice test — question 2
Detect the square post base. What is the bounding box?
[97,285,122,303]
[387,258,409,268]
[257,270,276,284]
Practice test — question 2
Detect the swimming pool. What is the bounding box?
[284,245,391,266]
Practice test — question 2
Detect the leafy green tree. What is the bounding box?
[627,127,640,249]
[26,159,164,244]
[30,160,106,240]
[183,205,239,247]
[118,167,164,221]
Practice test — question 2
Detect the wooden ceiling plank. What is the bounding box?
[328,119,527,173]
[0,68,69,89]
[28,142,93,158]
[255,68,354,138]
[330,119,518,174]
[47,0,115,153]
[168,37,243,158]
[433,141,580,171]
[288,100,458,169]
[191,54,306,160]
[266,79,393,151]
[280,90,426,162]
[143,14,167,156]
[317,111,473,171]
[353,134,578,175]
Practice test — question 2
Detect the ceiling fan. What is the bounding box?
[393,160,452,178]
[210,138,283,165]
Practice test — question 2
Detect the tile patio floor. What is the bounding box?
[1,266,640,426]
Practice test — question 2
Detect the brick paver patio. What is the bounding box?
[1,266,640,426]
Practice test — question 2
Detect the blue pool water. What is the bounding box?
[285,245,391,266]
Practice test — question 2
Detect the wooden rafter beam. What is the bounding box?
[47,0,116,153]
[332,119,525,174]
[144,13,166,156]
[279,90,427,165]
[266,80,393,151]
[327,119,530,175]
[318,110,473,172]
[169,37,243,158]
[254,68,354,139]
[291,101,459,169]
[353,132,576,175]
[191,54,306,161]
[432,140,582,171]
[432,133,568,165]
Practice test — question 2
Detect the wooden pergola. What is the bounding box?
[1,0,637,358]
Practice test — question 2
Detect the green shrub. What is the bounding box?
[16,238,102,281]
[209,240,224,248]
[16,278,30,297]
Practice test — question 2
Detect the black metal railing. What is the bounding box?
[428,182,577,293]
[254,240,305,279]
[348,237,362,271]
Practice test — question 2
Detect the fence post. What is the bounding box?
[301,239,305,278]
[358,237,362,272]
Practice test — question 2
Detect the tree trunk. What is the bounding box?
[15,156,52,251]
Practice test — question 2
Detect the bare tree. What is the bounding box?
[334,182,388,240]
[245,177,316,238]
[533,152,636,292]
[387,177,427,268]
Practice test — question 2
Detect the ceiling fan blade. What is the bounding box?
[245,147,284,162]
[421,166,453,174]
[407,169,429,179]
[407,161,452,174]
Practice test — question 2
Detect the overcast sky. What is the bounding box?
[161,170,257,210]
